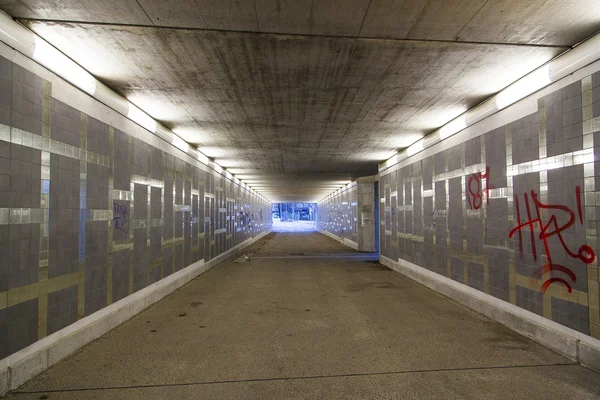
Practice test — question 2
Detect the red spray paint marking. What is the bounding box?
[467,167,492,210]
[508,186,594,293]
[541,278,573,293]
[524,192,537,261]
[532,264,577,282]
[514,195,523,257]
[576,186,583,224]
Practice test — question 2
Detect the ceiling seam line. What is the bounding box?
[253,0,261,32]
[453,0,490,41]
[192,0,209,28]
[357,0,374,37]
[403,0,431,39]
[14,17,571,49]
[133,0,154,25]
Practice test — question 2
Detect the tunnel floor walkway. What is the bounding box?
[7,232,600,399]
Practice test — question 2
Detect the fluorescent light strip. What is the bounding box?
[197,152,209,165]
[438,114,467,140]
[496,65,551,110]
[171,135,189,153]
[406,140,424,156]
[32,37,96,95]
[378,30,600,175]
[0,13,263,187]
[126,103,157,133]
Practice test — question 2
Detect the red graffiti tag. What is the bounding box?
[508,186,594,293]
[467,167,491,210]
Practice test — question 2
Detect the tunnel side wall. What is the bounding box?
[317,183,359,250]
[379,59,600,371]
[317,176,377,252]
[0,42,272,393]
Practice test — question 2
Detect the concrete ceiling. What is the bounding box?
[1,1,599,202]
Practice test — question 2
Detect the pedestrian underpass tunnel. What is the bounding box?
[1,2,600,398]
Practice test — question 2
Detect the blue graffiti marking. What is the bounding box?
[113,201,130,234]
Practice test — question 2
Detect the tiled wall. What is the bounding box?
[380,74,600,339]
[0,55,272,360]
[317,184,358,244]
[318,180,378,252]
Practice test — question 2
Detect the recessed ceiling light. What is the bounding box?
[127,103,156,133]
[439,115,467,140]
[407,140,424,156]
[199,146,233,158]
[32,37,97,96]
[496,65,551,110]
[171,135,189,153]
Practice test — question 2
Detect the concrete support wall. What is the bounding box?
[317,176,377,252]
[379,58,600,368]
[0,41,272,393]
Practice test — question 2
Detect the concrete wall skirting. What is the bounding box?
[380,255,600,373]
[0,231,271,396]
[318,229,359,251]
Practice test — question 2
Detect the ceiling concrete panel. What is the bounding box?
[457,0,600,46]
[2,0,597,200]
[307,0,371,36]
[0,0,151,23]
[255,0,312,34]
[405,0,488,41]
[2,0,600,47]
[359,0,430,38]
[137,0,207,28]
[18,19,569,200]
[196,0,259,31]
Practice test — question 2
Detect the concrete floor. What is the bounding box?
[6,232,600,399]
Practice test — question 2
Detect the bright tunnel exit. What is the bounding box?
[272,203,317,232]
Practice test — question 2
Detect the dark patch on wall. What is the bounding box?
[0,225,9,292]
[516,285,543,316]
[488,248,510,302]
[113,129,130,190]
[47,285,78,335]
[133,228,148,292]
[87,116,110,156]
[49,154,80,279]
[87,162,109,210]
[112,249,130,303]
[9,143,41,208]
[133,138,149,177]
[13,64,43,136]
[163,246,173,277]
[164,175,173,240]
[134,183,148,220]
[5,299,38,359]
[8,223,39,290]
[0,55,13,125]
[85,220,108,315]
[467,261,485,292]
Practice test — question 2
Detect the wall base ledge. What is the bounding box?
[380,255,600,372]
[318,229,359,250]
[0,231,271,396]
